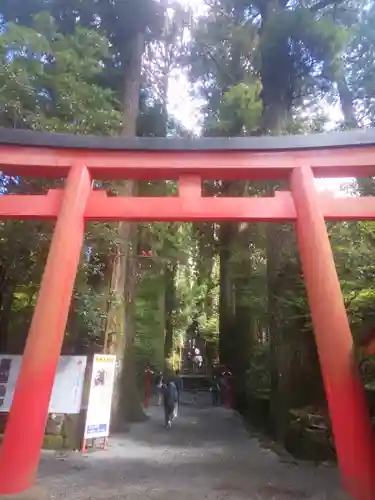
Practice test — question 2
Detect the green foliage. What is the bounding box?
[0,13,122,349]
[344,3,375,126]
[246,344,271,397]
[217,81,263,133]
[0,14,122,131]
[329,220,375,337]
[135,271,166,370]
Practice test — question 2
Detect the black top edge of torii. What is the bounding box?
[0,127,375,151]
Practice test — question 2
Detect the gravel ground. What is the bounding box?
[3,398,350,500]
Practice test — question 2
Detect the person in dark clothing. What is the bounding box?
[162,379,178,429]
[211,375,220,406]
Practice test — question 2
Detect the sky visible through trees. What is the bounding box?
[167,0,350,194]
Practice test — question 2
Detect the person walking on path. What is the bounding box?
[161,377,178,429]
[210,375,221,406]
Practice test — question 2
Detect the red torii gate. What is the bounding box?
[0,128,375,499]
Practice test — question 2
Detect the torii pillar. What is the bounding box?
[0,164,91,494]
[291,165,375,500]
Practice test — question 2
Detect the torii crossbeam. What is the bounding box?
[0,128,375,500]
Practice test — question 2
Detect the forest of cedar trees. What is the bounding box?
[1,0,375,459]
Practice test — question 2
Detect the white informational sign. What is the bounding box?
[84,354,116,439]
[0,355,87,414]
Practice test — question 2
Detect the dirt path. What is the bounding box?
[5,404,350,500]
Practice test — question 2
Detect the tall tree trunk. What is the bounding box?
[194,222,215,316]
[260,12,295,437]
[116,225,144,422]
[0,280,14,352]
[233,244,253,408]
[260,8,323,437]
[164,263,176,359]
[106,31,147,427]
[336,76,357,128]
[219,179,247,365]
[219,222,236,367]
[266,200,324,440]
[217,3,246,371]
[266,220,291,439]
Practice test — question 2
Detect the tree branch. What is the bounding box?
[309,0,345,12]
[201,45,236,86]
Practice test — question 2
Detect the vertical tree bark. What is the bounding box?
[233,253,253,407]
[266,220,292,439]
[260,1,324,438]
[106,31,147,427]
[217,2,248,374]
[336,74,357,128]
[164,263,176,359]
[194,222,215,317]
[219,222,236,367]
[0,280,14,352]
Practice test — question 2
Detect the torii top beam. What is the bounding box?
[1,128,375,180]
